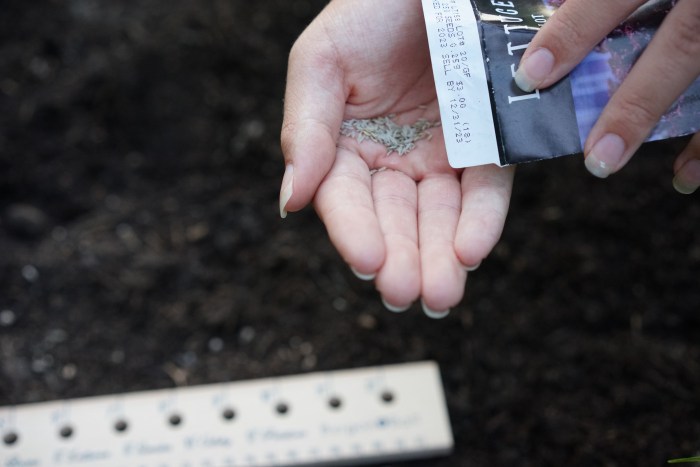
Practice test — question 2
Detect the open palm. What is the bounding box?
[280,0,514,316]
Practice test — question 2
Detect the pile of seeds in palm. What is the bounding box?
[340,115,441,156]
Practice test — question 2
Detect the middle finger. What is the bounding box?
[372,169,422,311]
[418,173,466,318]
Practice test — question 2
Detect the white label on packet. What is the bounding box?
[422,0,501,168]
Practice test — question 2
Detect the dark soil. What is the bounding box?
[1,1,699,466]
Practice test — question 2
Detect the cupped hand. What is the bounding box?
[515,0,700,193]
[280,0,515,317]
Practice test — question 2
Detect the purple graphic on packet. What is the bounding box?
[566,0,699,145]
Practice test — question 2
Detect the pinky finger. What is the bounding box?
[455,165,515,268]
[673,132,700,195]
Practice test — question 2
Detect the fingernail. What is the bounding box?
[673,159,700,194]
[351,267,376,281]
[462,261,481,272]
[514,47,555,92]
[279,164,294,218]
[421,300,450,320]
[381,297,411,313]
[584,134,626,179]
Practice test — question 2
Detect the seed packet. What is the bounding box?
[422,0,700,167]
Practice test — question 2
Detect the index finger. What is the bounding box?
[514,0,646,92]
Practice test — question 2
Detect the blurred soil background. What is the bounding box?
[1,1,699,465]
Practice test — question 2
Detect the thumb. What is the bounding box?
[673,132,700,195]
[279,33,346,218]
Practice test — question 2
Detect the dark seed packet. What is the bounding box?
[423,0,699,167]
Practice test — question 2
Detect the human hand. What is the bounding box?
[514,0,700,193]
[280,0,515,317]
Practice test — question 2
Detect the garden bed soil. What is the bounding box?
[1,1,699,465]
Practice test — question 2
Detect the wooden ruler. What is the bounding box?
[0,361,453,466]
